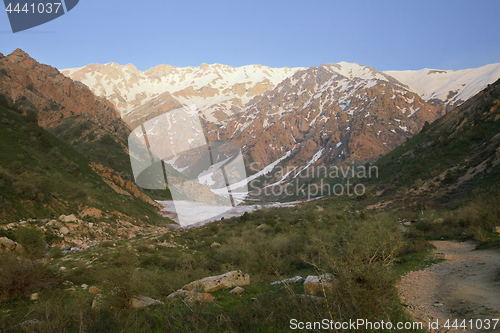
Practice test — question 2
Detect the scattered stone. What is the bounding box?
[88,223,93,227]
[303,274,334,295]
[210,242,221,248]
[270,276,305,286]
[88,286,101,294]
[229,286,245,294]
[92,295,102,309]
[59,267,66,272]
[130,295,164,309]
[184,292,214,304]
[60,214,78,222]
[0,237,16,251]
[65,287,76,292]
[14,243,26,254]
[429,253,447,260]
[181,271,250,293]
[30,293,39,300]
[167,289,189,299]
[60,227,70,235]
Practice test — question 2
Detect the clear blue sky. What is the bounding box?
[1,0,499,71]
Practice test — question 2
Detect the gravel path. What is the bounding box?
[397,241,500,332]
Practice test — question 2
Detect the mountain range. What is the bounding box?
[62,60,500,197]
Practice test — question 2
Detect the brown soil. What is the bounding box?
[397,241,500,332]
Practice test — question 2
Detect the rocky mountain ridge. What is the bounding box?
[61,62,303,123]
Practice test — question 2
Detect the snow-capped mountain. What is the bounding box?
[61,63,303,122]
[385,63,500,108]
[207,63,443,180]
[60,60,500,199]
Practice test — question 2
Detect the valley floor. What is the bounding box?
[397,240,500,333]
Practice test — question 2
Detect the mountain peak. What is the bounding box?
[10,48,30,58]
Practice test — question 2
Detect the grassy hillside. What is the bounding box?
[0,96,166,224]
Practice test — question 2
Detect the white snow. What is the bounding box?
[385,63,500,105]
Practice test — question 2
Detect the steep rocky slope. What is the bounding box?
[0,49,137,178]
[367,78,500,209]
[206,64,444,188]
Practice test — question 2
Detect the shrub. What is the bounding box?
[14,225,45,258]
[0,253,60,299]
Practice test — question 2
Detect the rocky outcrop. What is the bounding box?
[130,295,164,309]
[184,292,214,304]
[0,237,26,253]
[303,273,334,295]
[181,270,250,293]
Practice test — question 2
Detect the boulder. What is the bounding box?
[182,271,250,293]
[0,237,16,251]
[130,295,163,309]
[60,214,78,222]
[493,226,500,233]
[14,243,26,254]
[30,293,39,300]
[60,227,70,235]
[184,292,214,304]
[270,276,305,286]
[166,289,189,299]
[88,286,101,294]
[92,295,102,309]
[210,242,221,248]
[229,286,245,294]
[303,274,334,295]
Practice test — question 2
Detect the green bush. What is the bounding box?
[14,226,45,258]
[0,253,60,299]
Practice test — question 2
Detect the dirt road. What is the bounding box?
[397,241,500,332]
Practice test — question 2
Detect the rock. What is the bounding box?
[493,226,500,233]
[167,289,189,299]
[182,271,250,293]
[270,276,305,286]
[92,295,102,309]
[256,224,267,229]
[30,293,39,300]
[81,284,88,290]
[60,227,70,235]
[14,243,26,254]
[184,292,214,304]
[59,267,66,271]
[88,286,101,294]
[0,237,16,251]
[229,286,245,294]
[210,242,221,248]
[60,214,78,222]
[130,295,164,309]
[433,303,444,307]
[303,274,334,295]
[430,253,446,260]
[65,287,76,292]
